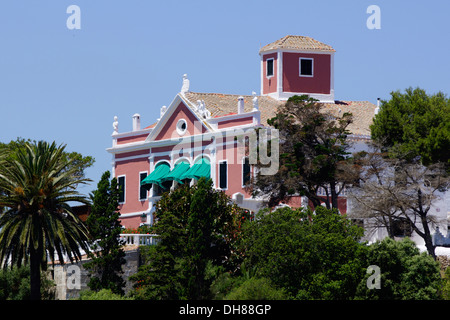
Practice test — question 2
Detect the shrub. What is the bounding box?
[78,289,133,300]
[224,277,287,300]
[355,238,442,300]
[0,266,55,300]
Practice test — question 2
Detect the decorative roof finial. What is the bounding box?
[181,74,190,94]
[112,116,119,135]
[252,91,259,111]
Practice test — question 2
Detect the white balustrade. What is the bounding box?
[120,234,159,246]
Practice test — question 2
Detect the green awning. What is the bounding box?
[180,157,211,180]
[141,162,171,188]
[160,161,190,184]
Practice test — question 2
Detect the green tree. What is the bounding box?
[371,87,450,170]
[84,171,126,295]
[239,206,367,299]
[0,266,55,300]
[253,95,359,209]
[355,238,442,300]
[0,141,91,300]
[0,138,94,215]
[130,178,244,300]
[0,137,94,180]
[224,277,287,300]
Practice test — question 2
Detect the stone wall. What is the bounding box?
[50,246,140,300]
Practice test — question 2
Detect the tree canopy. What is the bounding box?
[0,140,91,300]
[252,94,359,209]
[84,171,126,295]
[130,178,247,300]
[371,87,450,169]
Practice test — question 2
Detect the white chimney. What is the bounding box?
[237,96,244,114]
[132,113,141,131]
[374,98,380,115]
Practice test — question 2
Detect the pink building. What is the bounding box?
[106,35,377,229]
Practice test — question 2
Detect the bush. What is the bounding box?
[224,277,287,300]
[78,289,133,300]
[239,206,367,299]
[442,266,450,300]
[0,266,55,300]
[355,238,442,300]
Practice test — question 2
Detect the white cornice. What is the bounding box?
[260,48,335,56]
[112,128,152,139]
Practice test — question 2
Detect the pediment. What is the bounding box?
[145,94,211,142]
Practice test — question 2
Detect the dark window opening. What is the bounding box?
[139,172,148,200]
[300,58,313,76]
[243,157,251,185]
[118,176,125,203]
[266,59,274,77]
[219,161,227,189]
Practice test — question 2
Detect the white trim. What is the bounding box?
[277,50,283,95]
[112,128,152,140]
[108,121,260,152]
[260,54,264,96]
[107,141,151,154]
[266,58,274,78]
[115,152,151,163]
[260,48,335,55]
[153,159,171,169]
[138,171,148,201]
[218,159,228,190]
[206,110,260,125]
[174,157,192,165]
[264,91,335,103]
[193,154,211,163]
[117,175,126,204]
[299,57,314,77]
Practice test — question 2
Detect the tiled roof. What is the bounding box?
[183,92,283,128]
[183,92,376,136]
[260,35,335,53]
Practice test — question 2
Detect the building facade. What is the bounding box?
[107,35,378,229]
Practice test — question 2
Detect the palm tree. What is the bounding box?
[0,141,92,300]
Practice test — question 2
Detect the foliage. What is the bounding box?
[442,266,450,300]
[224,277,287,300]
[0,266,55,300]
[77,289,133,300]
[84,171,126,295]
[355,238,442,300]
[253,94,359,209]
[0,140,91,300]
[122,225,154,234]
[371,87,450,170]
[0,137,94,181]
[239,206,367,299]
[129,178,247,300]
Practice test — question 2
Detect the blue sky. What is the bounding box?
[0,0,449,194]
